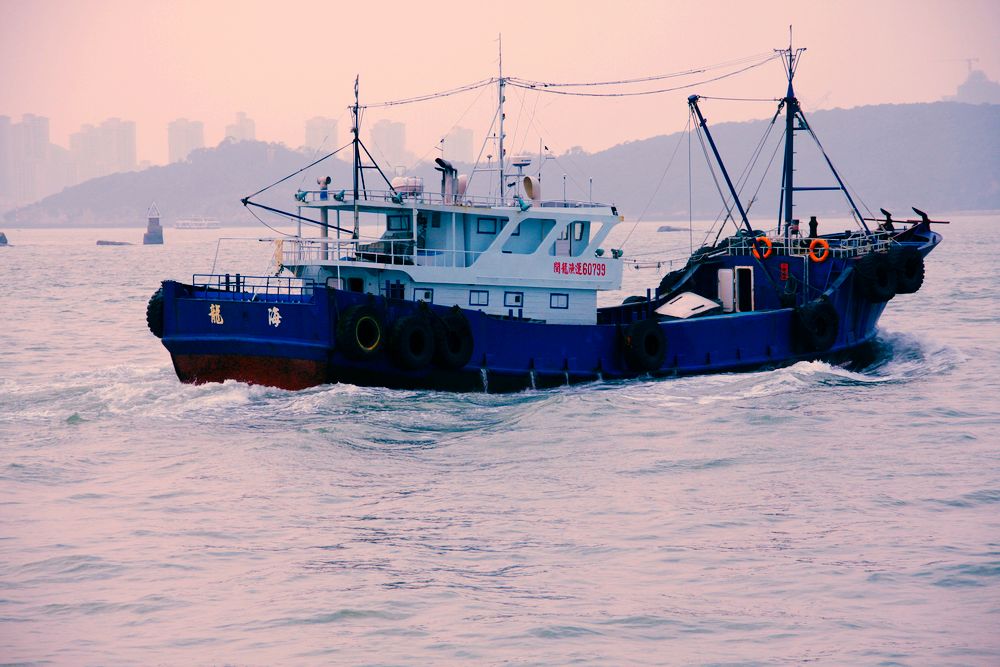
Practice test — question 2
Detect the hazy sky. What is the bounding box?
[2,0,997,166]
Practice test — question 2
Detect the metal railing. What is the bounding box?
[724,231,894,259]
[299,188,610,210]
[281,237,484,269]
[191,274,315,301]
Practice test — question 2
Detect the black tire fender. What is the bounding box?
[432,308,474,370]
[146,287,164,338]
[794,298,839,352]
[889,245,925,294]
[854,252,897,303]
[623,318,667,372]
[390,314,435,370]
[336,305,384,359]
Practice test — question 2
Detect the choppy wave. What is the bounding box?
[2,223,999,664]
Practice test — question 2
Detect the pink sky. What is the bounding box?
[1,0,997,165]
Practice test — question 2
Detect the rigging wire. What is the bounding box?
[507,55,779,98]
[407,80,491,172]
[243,141,352,201]
[743,127,786,220]
[516,88,543,156]
[244,205,299,238]
[360,78,495,108]
[697,95,781,102]
[509,51,775,88]
[465,104,501,194]
[297,109,351,190]
[620,115,691,247]
[688,119,693,253]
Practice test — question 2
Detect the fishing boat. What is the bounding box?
[174,217,221,229]
[146,42,943,392]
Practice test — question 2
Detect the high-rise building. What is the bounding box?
[225,112,256,142]
[304,117,338,151]
[370,119,410,168]
[0,116,12,199]
[10,114,51,203]
[168,118,205,163]
[444,127,474,164]
[69,118,137,183]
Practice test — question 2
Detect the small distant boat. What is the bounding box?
[97,240,132,246]
[657,224,686,232]
[0,232,8,246]
[174,217,221,230]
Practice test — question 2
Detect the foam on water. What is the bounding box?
[0,221,998,664]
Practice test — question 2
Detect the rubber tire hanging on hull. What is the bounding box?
[432,308,474,370]
[146,286,164,339]
[623,318,667,372]
[794,298,839,352]
[854,252,897,303]
[390,315,435,370]
[336,305,384,359]
[889,245,924,294]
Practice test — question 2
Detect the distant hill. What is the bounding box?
[5,102,998,227]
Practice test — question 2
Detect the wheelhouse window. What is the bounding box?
[550,293,569,309]
[470,290,489,306]
[414,288,434,303]
[387,215,411,232]
[477,217,498,234]
[504,291,523,307]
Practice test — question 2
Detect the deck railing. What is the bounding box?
[298,188,610,210]
[191,274,315,301]
[281,237,484,269]
[724,231,894,259]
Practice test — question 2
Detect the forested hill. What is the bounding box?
[6,102,998,227]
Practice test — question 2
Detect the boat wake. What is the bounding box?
[0,331,960,432]
[607,330,960,409]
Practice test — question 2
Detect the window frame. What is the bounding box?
[413,287,434,303]
[477,217,498,234]
[387,215,411,232]
[550,293,569,309]
[503,291,524,308]
[469,290,489,307]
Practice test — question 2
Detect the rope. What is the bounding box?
[361,78,495,108]
[243,141,351,201]
[697,95,781,102]
[407,80,491,172]
[509,51,775,88]
[507,55,778,98]
[621,115,691,247]
[245,205,298,238]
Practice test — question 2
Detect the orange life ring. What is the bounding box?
[809,238,831,263]
[751,236,774,259]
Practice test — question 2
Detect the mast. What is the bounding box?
[352,76,361,239]
[497,36,506,203]
[779,29,804,234]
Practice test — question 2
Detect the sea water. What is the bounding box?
[0,218,998,664]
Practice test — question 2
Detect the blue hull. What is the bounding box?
[156,224,939,393]
[162,289,880,392]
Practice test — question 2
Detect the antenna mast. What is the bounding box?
[352,75,361,238]
[778,27,804,234]
[498,35,506,203]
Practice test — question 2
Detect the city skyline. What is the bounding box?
[0,108,481,209]
[1,1,997,168]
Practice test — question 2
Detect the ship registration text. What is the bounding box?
[553,261,606,277]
